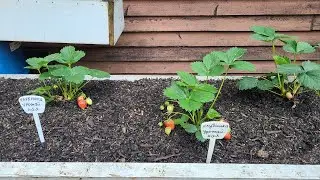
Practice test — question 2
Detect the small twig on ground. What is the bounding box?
[265,130,282,134]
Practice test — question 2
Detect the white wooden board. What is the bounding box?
[0,0,123,45]
[0,162,319,179]
[114,0,125,43]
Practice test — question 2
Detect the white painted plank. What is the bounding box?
[0,162,319,179]
[0,0,109,44]
[114,0,125,44]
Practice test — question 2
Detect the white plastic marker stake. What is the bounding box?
[18,95,46,143]
[201,121,229,163]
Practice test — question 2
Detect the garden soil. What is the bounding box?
[0,78,319,164]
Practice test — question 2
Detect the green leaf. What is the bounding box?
[251,34,275,42]
[174,115,189,125]
[72,66,90,76]
[39,72,52,80]
[298,70,320,90]
[196,83,217,93]
[25,66,36,70]
[296,42,316,54]
[203,53,220,69]
[65,74,85,84]
[50,66,72,77]
[177,71,198,86]
[176,81,188,87]
[250,26,276,42]
[283,40,297,54]
[283,41,315,54]
[238,77,258,90]
[47,64,67,70]
[196,130,206,142]
[181,123,198,133]
[44,53,61,62]
[231,61,256,72]
[178,99,202,111]
[226,47,247,64]
[190,83,217,103]
[273,55,291,65]
[89,69,110,78]
[206,108,221,119]
[257,80,274,90]
[301,61,320,71]
[60,46,86,64]
[275,33,296,42]
[190,89,214,103]
[250,26,276,37]
[27,86,52,95]
[191,62,208,76]
[209,65,225,76]
[26,57,47,70]
[277,64,304,74]
[163,82,187,100]
[212,51,228,63]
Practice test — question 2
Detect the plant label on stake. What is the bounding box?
[201,121,229,163]
[18,95,46,143]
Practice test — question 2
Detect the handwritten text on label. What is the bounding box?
[18,95,45,114]
[201,121,229,139]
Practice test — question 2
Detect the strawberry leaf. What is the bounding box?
[181,123,198,133]
[209,65,225,76]
[231,61,256,72]
[178,99,202,112]
[191,62,208,76]
[163,82,187,100]
[277,64,304,74]
[206,108,221,119]
[273,55,291,65]
[257,80,274,90]
[177,71,198,86]
[238,77,258,90]
[59,46,86,65]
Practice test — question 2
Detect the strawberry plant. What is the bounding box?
[238,26,320,100]
[161,48,255,142]
[26,46,110,102]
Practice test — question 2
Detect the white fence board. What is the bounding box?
[0,0,124,45]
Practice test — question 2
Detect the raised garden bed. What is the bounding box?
[0,75,319,179]
[0,75,319,164]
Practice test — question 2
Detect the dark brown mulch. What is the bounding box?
[0,78,319,164]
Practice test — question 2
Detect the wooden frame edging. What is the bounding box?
[0,162,319,179]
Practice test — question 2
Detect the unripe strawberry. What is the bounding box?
[286,92,293,100]
[86,97,93,105]
[164,101,170,106]
[167,104,174,113]
[158,122,163,127]
[160,105,165,110]
[165,127,172,135]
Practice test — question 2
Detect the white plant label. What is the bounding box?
[201,121,230,163]
[18,95,46,143]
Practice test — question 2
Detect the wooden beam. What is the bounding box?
[76,61,279,74]
[312,16,320,30]
[124,16,313,32]
[115,32,320,47]
[123,0,320,16]
[24,47,320,62]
